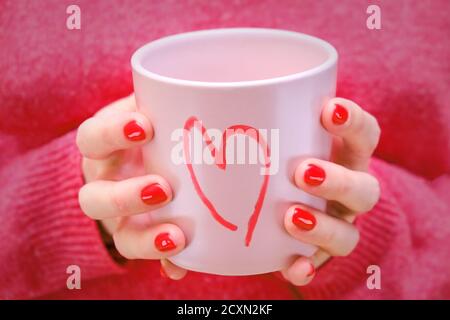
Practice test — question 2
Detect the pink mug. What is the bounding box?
[131,28,337,275]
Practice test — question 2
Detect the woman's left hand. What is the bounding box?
[282,97,381,285]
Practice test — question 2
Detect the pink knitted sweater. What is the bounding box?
[0,0,449,299]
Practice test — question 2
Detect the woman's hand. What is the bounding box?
[281,97,381,285]
[76,95,187,280]
[76,95,379,284]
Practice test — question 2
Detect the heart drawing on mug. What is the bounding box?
[183,116,271,246]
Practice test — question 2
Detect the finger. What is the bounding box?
[100,217,121,235]
[113,221,185,260]
[81,143,146,182]
[94,94,137,118]
[294,158,380,212]
[281,256,315,286]
[310,249,331,268]
[79,175,172,219]
[321,97,381,170]
[160,259,188,280]
[76,111,153,159]
[284,204,360,256]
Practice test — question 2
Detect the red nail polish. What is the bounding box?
[141,183,168,205]
[307,263,316,277]
[292,208,316,231]
[124,120,146,141]
[332,104,348,125]
[304,164,326,186]
[160,266,168,279]
[155,232,177,252]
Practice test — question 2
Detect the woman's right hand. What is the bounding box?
[76,94,187,280]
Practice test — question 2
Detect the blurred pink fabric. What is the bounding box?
[0,0,449,299]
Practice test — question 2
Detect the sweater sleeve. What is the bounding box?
[298,157,450,299]
[0,131,123,299]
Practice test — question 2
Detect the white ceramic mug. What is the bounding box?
[131,28,337,275]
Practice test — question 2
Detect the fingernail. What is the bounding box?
[304,164,326,186]
[141,183,168,205]
[160,266,168,279]
[155,232,177,252]
[124,120,146,141]
[307,263,316,277]
[332,104,348,125]
[292,207,316,231]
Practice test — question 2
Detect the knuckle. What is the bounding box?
[373,177,381,202]
[75,130,83,152]
[335,228,360,257]
[335,248,351,257]
[367,139,379,155]
[80,158,96,182]
[290,277,310,287]
[347,228,360,255]
[111,183,128,215]
[75,120,90,154]
[368,176,381,210]
[333,168,353,198]
[366,115,381,153]
[370,115,381,139]
[102,121,116,147]
[112,233,134,260]
[358,174,381,212]
[349,228,360,256]
[346,102,365,135]
[76,119,106,159]
[322,225,337,247]
[78,185,94,218]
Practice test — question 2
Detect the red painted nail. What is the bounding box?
[332,104,348,125]
[160,266,168,279]
[307,263,316,277]
[141,183,168,205]
[304,164,326,186]
[292,208,316,231]
[123,120,146,141]
[155,232,177,252]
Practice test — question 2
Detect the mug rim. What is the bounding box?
[131,28,338,88]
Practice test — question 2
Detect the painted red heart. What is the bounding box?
[183,116,271,246]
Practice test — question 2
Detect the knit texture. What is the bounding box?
[0,132,124,299]
[0,0,449,299]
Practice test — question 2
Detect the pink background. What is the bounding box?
[0,0,449,299]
